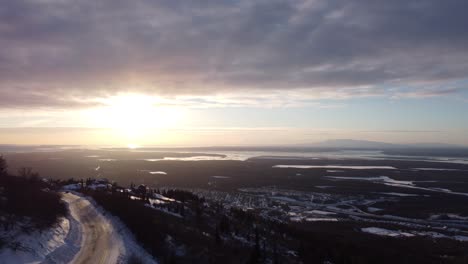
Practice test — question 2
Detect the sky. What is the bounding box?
[0,0,468,147]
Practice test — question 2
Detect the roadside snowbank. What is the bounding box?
[0,190,158,264]
[0,217,70,264]
[43,200,82,264]
[85,196,158,264]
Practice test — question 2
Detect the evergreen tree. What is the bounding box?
[273,240,279,264]
[219,214,230,234]
[248,227,261,264]
[180,204,185,217]
[0,155,7,177]
[215,227,222,246]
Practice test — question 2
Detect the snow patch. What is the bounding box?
[305,210,336,215]
[380,192,419,197]
[315,185,334,189]
[327,175,468,197]
[362,227,415,238]
[150,171,167,175]
[274,165,397,170]
[63,183,82,191]
[367,207,383,212]
[305,218,338,222]
[412,168,461,171]
[362,227,468,242]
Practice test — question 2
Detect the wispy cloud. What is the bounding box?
[391,87,462,99]
[357,130,442,133]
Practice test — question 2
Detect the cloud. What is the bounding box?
[392,87,462,99]
[0,87,100,109]
[357,130,442,134]
[155,90,350,108]
[1,0,468,108]
[389,79,467,99]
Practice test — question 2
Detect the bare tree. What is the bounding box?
[18,167,33,178]
[17,166,40,184]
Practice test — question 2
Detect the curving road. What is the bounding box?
[62,193,124,264]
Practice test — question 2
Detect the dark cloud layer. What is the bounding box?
[1,0,467,108]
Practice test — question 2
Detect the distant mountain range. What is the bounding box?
[304,139,466,149]
[306,139,399,149]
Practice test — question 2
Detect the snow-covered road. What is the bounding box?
[0,192,156,264]
[62,192,123,264]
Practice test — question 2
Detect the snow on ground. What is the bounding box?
[274,165,397,169]
[379,192,419,197]
[83,195,159,264]
[63,192,124,264]
[367,207,383,212]
[290,216,338,222]
[327,175,468,197]
[88,183,110,190]
[254,156,318,160]
[43,210,82,264]
[361,227,415,238]
[140,170,168,175]
[99,158,117,161]
[326,175,412,185]
[146,204,183,218]
[304,210,336,215]
[165,235,186,257]
[0,217,70,264]
[144,155,228,162]
[150,171,167,175]
[289,211,339,222]
[453,235,468,242]
[305,218,338,222]
[271,196,300,203]
[362,227,468,242]
[412,168,461,171]
[315,185,334,189]
[152,193,176,202]
[63,183,81,191]
[429,214,468,221]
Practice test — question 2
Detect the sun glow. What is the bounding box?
[127,143,140,149]
[90,94,184,144]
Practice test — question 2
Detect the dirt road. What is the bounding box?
[62,193,123,264]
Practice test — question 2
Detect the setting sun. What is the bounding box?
[89,94,184,144]
[127,143,140,149]
[102,94,155,129]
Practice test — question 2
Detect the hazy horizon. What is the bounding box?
[1,138,468,150]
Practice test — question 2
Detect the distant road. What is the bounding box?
[62,193,123,264]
